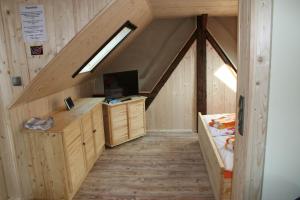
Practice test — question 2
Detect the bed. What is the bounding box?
[198,112,234,200]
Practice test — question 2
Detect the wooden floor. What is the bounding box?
[74,132,215,200]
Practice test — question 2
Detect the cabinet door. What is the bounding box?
[110,105,129,145]
[92,104,105,155]
[128,101,146,138]
[81,113,96,169]
[64,129,86,193]
[64,120,82,147]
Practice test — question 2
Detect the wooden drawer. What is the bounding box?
[129,115,145,138]
[128,101,144,118]
[63,120,82,147]
[110,105,127,119]
[65,136,86,192]
[102,98,146,147]
[110,105,128,144]
[129,115,144,129]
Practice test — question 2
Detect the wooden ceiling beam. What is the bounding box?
[196,15,208,115]
[147,0,238,18]
[205,30,237,73]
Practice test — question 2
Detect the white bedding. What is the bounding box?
[213,136,234,171]
[202,114,235,137]
[203,114,234,172]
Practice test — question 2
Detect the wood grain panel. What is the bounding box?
[206,41,236,114]
[148,0,238,18]
[92,105,105,154]
[74,132,215,200]
[8,83,93,199]
[26,132,68,199]
[0,1,111,198]
[103,97,146,147]
[64,120,82,147]
[110,105,129,144]
[232,0,273,199]
[146,43,197,132]
[146,39,236,132]
[65,135,86,194]
[81,113,93,141]
[0,159,7,200]
[12,0,152,107]
[83,134,96,170]
[128,101,146,138]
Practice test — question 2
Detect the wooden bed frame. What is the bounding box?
[198,112,232,200]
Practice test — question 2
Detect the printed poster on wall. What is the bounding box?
[20,5,47,43]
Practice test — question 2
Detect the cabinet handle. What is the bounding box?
[93,129,96,133]
[82,142,86,146]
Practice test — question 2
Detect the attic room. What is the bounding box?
[0,1,299,200]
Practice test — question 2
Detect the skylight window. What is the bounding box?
[214,64,237,92]
[72,21,137,78]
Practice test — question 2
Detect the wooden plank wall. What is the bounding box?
[9,83,93,199]
[0,158,7,200]
[0,0,112,198]
[232,0,273,199]
[206,41,236,114]
[146,43,197,133]
[11,0,152,106]
[147,0,238,18]
[146,40,236,132]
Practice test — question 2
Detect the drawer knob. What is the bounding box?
[82,142,86,146]
[93,129,96,133]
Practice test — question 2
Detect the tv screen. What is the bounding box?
[103,70,139,98]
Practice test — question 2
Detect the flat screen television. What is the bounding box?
[103,70,139,98]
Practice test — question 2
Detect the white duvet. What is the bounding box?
[202,114,235,137]
[213,136,234,171]
[202,114,234,171]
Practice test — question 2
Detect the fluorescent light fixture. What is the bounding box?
[214,64,237,92]
[72,21,136,78]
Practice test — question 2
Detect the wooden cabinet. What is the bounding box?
[24,98,105,199]
[128,100,146,138]
[92,104,105,155]
[103,97,146,147]
[110,104,129,144]
[81,113,96,170]
[65,132,86,192]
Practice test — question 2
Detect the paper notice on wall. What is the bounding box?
[20,5,47,43]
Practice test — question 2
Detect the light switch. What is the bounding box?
[12,76,22,86]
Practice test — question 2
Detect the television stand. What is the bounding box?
[102,96,147,147]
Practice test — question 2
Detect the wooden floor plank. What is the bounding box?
[74,132,215,200]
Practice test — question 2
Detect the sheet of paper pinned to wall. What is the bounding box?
[20,5,47,43]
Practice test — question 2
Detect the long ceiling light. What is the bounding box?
[72,21,137,78]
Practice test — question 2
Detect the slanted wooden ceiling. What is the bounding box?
[11,0,238,107]
[148,0,238,18]
[11,0,152,107]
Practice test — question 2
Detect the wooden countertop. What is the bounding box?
[102,96,147,107]
[23,96,146,134]
[24,98,104,133]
